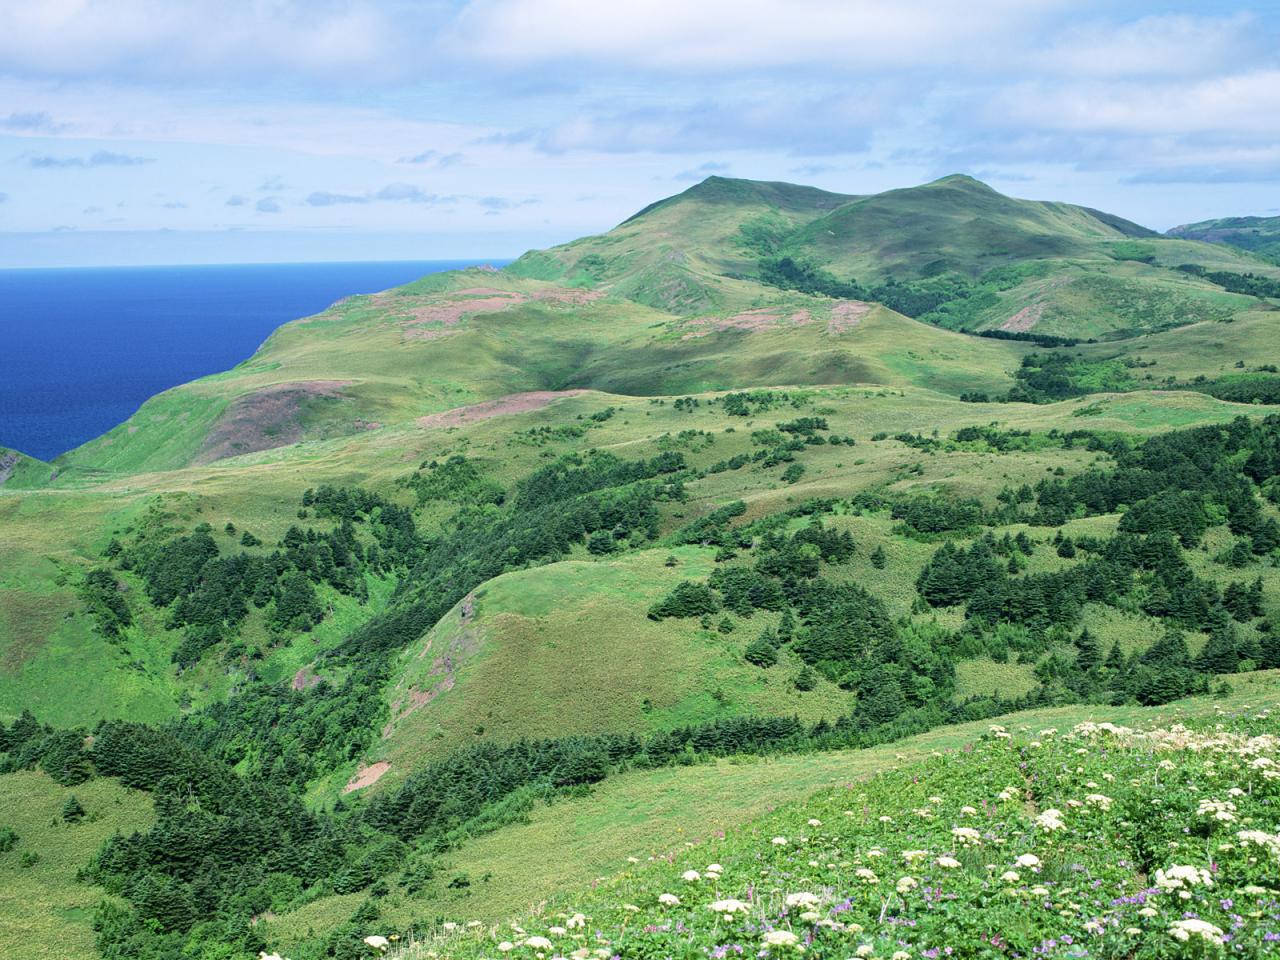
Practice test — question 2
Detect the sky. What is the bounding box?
[1,0,1278,266]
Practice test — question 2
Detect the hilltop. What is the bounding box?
[1169,213,1280,262]
[1,173,1279,960]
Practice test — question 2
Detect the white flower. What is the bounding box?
[498,943,515,953]
[855,947,875,958]
[363,936,390,951]
[1084,793,1113,811]
[567,913,586,929]
[1197,798,1237,823]
[785,892,820,908]
[772,836,788,846]
[1154,864,1213,896]
[525,936,553,950]
[960,805,977,816]
[707,863,724,873]
[1015,854,1041,869]
[710,898,750,915]
[896,876,918,894]
[658,893,680,906]
[808,818,822,826]
[1036,809,1066,832]
[762,930,800,948]
[1168,919,1225,945]
[1001,870,1021,883]
[682,869,702,882]
[936,856,961,869]
[855,868,879,883]
[892,952,912,960]
[548,926,566,935]
[902,849,929,863]
[951,826,982,845]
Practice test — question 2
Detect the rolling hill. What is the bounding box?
[2,173,1280,960]
[1169,213,1280,262]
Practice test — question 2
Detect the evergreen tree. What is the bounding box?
[870,545,887,569]
[1196,616,1240,675]
[743,633,779,668]
[61,795,85,823]
[1074,627,1101,672]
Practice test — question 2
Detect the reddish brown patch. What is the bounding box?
[1000,303,1044,332]
[343,761,390,793]
[681,307,811,340]
[291,667,322,691]
[416,390,587,430]
[194,380,352,464]
[391,287,603,342]
[826,300,872,334]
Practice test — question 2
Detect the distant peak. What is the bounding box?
[926,174,997,191]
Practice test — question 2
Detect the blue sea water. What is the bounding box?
[0,260,501,461]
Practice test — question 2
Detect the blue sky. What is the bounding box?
[1,0,1278,266]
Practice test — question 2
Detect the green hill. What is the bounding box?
[3,174,1280,960]
[1169,214,1280,262]
[784,173,1154,280]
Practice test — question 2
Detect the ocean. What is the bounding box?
[0,260,500,462]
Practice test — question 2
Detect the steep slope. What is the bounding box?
[508,176,856,312]
[0,448,52,488]
[509,174,1277,340]
[1169,214,1280,261]
[786,173,1154,280]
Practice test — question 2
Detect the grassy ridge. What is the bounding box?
[265,674,1280,954]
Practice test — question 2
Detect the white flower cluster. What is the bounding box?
[1154,864,1213,899]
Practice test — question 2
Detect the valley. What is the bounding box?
[2,174,1279,960]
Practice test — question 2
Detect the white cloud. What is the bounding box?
[1039,14,1261,79]
[992,70,1280,137]
[0,1,408,84]
[448,0,1073,72]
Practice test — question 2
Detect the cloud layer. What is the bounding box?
[0,1,1277,252]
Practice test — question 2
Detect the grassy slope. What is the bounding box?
[786,174,1152,280]
[0,772,154,960]
[344,383,1274,797]
[264,672,1280,953]
[3,372,1272,729]
[1168,214,1280,261]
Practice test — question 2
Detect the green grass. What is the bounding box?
[266,674,1280,953]
[369,547,851,789]
[0,772,154,960]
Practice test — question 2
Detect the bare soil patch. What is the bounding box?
[194,380,352,465]
[291,667,323,691]
[416,390,587,430]
[680,307,816,340]
[343,761,390,793]
[1000,302,1044,332]
[826,300,873,334]
[391,287,604,341]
